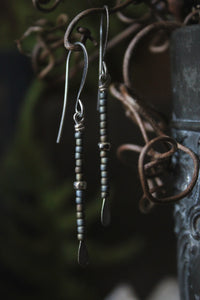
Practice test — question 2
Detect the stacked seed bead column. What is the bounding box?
[99,89,111,204]
[73,121,87,244]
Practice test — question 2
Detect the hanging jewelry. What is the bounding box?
[57,42,89,267]
[98,6,111,226]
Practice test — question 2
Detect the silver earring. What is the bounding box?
[98,6,111,226]
[57,41,89,267]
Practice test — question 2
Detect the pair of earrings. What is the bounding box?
[57,6,111,267]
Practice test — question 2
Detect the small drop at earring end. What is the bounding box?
[101,198,111,226]
[78,241,89,267]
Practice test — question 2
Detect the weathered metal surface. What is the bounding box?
[171,25,200,129]
[171,25,200,300]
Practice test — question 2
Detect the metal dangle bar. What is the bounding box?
[56,41,89,267]
[98,6,111,227]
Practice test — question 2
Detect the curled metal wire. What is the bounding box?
[108,2,200,213]
[19,0,200,80]
[63,0,142,51]
[63,0,175,52]
[32,0,62,12]
[123,20,181,88]
[16,0,145,81]
[139,136,198,204]
[110,83,199,213]
[148,31,170,54]
[19,0,177,80]
[115,0,151,24]
[16,14,68,80]
[184,8,200,25]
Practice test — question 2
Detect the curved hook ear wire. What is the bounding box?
[98,5,110,110]
[56,41,88,143]
[99,5,109,75]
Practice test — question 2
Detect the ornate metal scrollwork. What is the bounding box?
[173,131,200,300]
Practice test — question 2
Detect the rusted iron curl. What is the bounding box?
[63,0,139,52]
[120,18,198,211]
[60,0,173,78]
[16,14,68,80]
[123,20,181,88]
[110,83,199,213]
[20,0,200,80]
[19,0,149,80]
[115,0,151,24]
[32,0,62,12]
[63,0,176,52]
[183,8,200,25]
[108,6,199,213]
[20,0,182,80]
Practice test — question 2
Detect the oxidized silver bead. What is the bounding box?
[98,142,111,151]
[74,181,87,190]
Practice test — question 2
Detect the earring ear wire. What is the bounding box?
[56,41,88,143]
[99,5,109,77]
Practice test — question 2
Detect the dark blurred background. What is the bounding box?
[0,1,177,299]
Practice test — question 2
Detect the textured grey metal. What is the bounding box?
[171,25,200,300]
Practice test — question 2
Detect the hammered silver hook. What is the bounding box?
[98,5,110,110]
[99,5,109,77]
[56,41,88,143]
